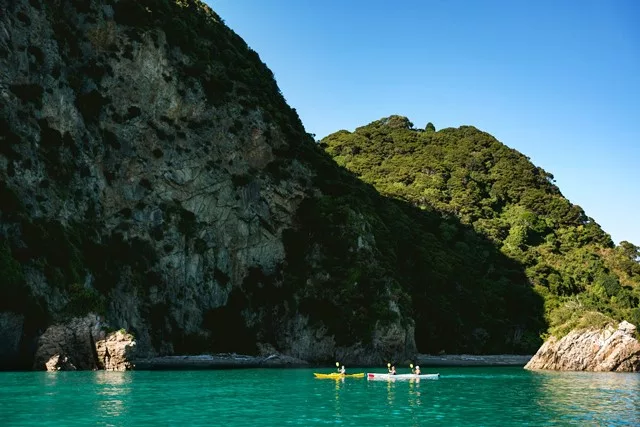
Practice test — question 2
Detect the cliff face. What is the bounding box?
[524,321,640,372]
[0,0,414,367]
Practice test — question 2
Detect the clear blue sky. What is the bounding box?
[208,0,639,246]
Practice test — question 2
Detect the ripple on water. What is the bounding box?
[0,368,638,426]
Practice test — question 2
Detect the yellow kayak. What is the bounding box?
[313,372,365,379]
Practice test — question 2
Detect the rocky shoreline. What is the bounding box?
[131,353,533,370]
[525,321,640,372]
[416,354,532,367]
[132,353,310,370]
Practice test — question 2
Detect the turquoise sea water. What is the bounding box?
[1,367,639,426]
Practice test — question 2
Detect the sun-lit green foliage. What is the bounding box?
[321,116,640,339]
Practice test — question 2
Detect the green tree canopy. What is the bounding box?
[322,116,639,339]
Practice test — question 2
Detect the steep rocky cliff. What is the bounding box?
[0,0,419,368]
[524,320,640,372]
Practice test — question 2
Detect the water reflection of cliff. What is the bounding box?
[530,371,640,425]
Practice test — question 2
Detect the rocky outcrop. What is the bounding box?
[96,329,136,371]
[34,315,101,371]
[44,354,77,371]
[524,321,640,372]
[33,314,136,371]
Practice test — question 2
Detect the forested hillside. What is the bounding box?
[321,116,640,339]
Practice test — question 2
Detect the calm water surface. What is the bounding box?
[1,367,639,426]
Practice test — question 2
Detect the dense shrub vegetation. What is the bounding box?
[321,117,640,339]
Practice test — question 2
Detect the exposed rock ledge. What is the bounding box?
[132,353,309,370]
[416,354,532,367]
[33,315,136,371]
[131,354,532,370]
[525,320,640,372]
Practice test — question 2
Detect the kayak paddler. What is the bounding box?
[336,361,346,375]
[387,363,396,375]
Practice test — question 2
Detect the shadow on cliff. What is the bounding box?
[270,141,547,356]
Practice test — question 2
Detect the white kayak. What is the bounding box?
[367,373,440,380]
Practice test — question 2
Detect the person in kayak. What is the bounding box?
[338,365,346,375]
[388,365,396,375]
[412,365,421,375]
